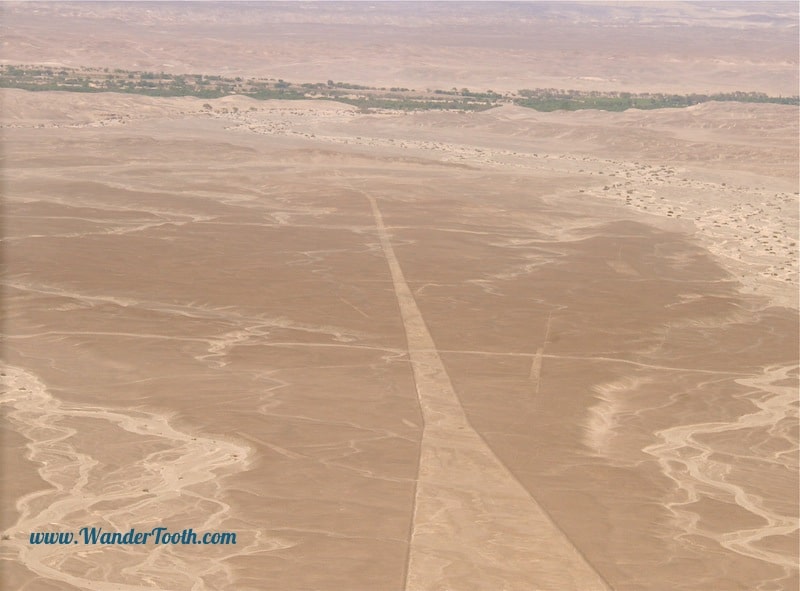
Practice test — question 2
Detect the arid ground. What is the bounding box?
[1,3,798,590]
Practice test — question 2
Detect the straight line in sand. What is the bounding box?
[529,348,544,392]
[529,312,553,394]
[367,195,611,591]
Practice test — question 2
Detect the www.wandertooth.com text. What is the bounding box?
[29,527,237,545]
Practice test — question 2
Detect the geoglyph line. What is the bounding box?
[367,195,611,591]
[529,312,554,395]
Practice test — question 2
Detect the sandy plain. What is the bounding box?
[1,2,799,591]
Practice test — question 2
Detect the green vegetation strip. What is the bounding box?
[1,65,797,112]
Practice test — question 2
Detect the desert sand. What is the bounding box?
[1,3,798,591]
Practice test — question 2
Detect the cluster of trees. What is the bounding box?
[0,66,305,99]
[515,88,798,111]
[336,96,494,112]
[0,65,494,109]
[2,65,797,112]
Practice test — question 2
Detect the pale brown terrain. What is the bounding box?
[1,3,799,591]
[1,1,798,94]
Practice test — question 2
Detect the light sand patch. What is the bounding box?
[643,363,799,575]
[1,365,279,591]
